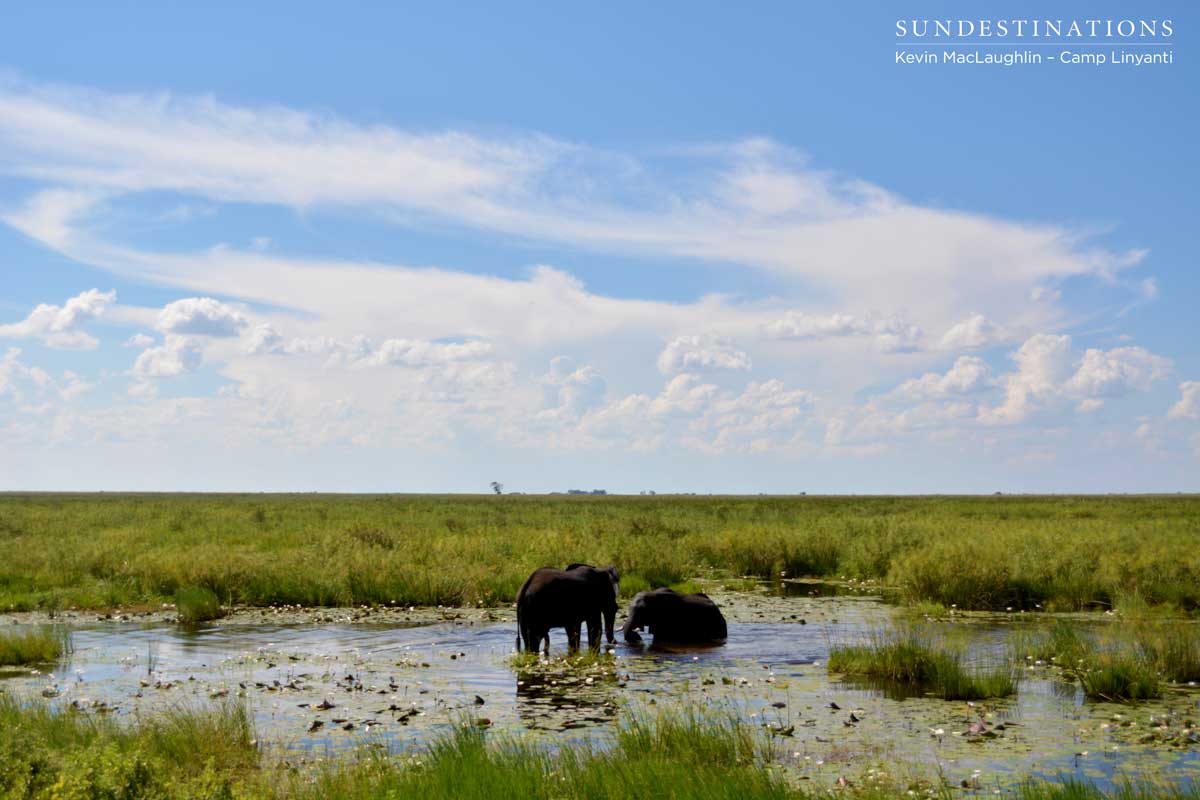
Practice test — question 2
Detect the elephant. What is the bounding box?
[621,588,727,644]
[515,563,619,654]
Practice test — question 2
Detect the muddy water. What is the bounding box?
[2,594,1198,792]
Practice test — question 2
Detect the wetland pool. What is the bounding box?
[2,593,1198,793]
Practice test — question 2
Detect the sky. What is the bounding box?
[0,1,1197,493]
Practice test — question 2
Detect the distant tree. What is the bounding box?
[490,481,504,495]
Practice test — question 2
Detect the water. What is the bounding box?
[3,596,1198,792]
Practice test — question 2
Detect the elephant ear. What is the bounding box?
[606,566,619,580]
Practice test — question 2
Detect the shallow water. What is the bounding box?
[3,595,1198,792]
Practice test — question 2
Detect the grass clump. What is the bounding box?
[0,625,70,666]
[174,585,223,625]
[1130,620,1200,683]
[829,626,1016,700]
[1010,620,1091,669]
[1078,651,1161,702]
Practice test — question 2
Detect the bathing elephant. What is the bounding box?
[516,563,619,654]
[622,588,727,644]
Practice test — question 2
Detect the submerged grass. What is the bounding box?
[1011,619,1200,701]
[0,493,1197,613]
[0,625,70,666]
[828,626,1016,700]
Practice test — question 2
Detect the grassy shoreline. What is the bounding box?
[1,493,1197,613]
[2,697,1198,800]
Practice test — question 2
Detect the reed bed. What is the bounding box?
[0,493,1196,613]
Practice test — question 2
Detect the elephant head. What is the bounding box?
[565,563,620,644]
[621,591,651,644]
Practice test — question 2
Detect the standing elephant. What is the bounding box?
[516,563,619,654]
[622,588,727,644]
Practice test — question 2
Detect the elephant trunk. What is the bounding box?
[622,602,644,643]
[604,606,616,644]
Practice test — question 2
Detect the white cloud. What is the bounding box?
[157,297,248,337]
[980,336,1171,425]
[0,78,1148,348]
[365,338,493,368]
[979,334,1073,425]
[123,332,155,348]
[894,356,994,400]
[0,347,52,403]
[540,356,607,418]
[657,334,751,374]
[765,312,923,353]
[1168,381,1200,421]
[132,335,203,378]
[0,288,115,349]
[1063,347,1172,398]
[939,314,1005,350]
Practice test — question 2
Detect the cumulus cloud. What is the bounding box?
[1063,347,1172,399]
[540,356,607,418]
[939,314,1005,350]
[123,333,154,348]
[132,336,203,377]
[0,347,52,402]
[765,311,922,353]
[1168,381,1200,421]
[157,297,248,337]
[979,334,1073,425]
[894,356,994,400]
[0,288,115,349]
[365,338,493,368]
[698,379,815,452]
[657,335,751,374]
[980,336,1171,425]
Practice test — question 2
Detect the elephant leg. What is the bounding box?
[567,623,582,652]
[542,628,550,656]
[586,615,601,651]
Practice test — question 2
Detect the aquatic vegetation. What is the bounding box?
[1078,652,1161,702]
[295,712,789,800]
[0,493,1197,612]
[1010,620,1092,669]
[175,585,223,625]
[3,696,1197,799]
[0,625,70,666]
[828,627,1016,700]
[1130,620,1200,683]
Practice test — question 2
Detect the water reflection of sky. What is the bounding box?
[3,600,1198,793]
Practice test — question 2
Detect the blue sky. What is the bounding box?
[0,1,1196,492]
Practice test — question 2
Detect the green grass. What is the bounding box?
[0,696,256,798]
[174,585,223,625]
[1077,651,1161,701]
[3,698,1200,799]
[0,625,70,666]
[828,626,1016,700]
[1129,620,1200,683]
[1010,620,1092,669]
[1010,620,1199,701]
[0,493,1197,612]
